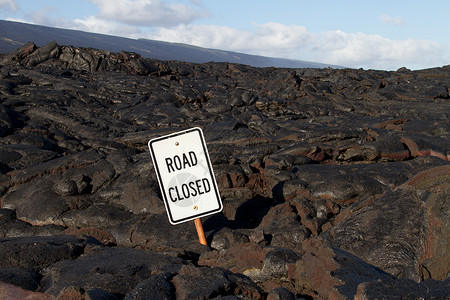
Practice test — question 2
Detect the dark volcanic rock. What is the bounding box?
[40,247,184,297]
[123,274,172,300]
[172,264,263,299]
[0,42,449,299]
[0,235,97,268]
[324,162,450,282]
[0,267,41,291]
[326,188,428,280]
[355,277,450,300]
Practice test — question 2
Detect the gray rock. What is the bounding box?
[261,249,301,278]
[211,227,250,251]
[54,179,78,196]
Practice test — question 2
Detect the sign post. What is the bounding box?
[194,218,207,245]
[148,127,222,245]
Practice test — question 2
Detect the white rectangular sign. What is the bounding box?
[148,127,222,225]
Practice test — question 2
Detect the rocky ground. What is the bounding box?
[0,41,449,299]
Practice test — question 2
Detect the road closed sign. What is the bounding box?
[149,127,222,225]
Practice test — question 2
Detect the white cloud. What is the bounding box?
[0,0,18,12]
[316,30,446,70]
[25,6,57,25]
[87,0,207,27]
[147,23,449,70]
[380,13,405,25]
[71,16,141,36]
[150,23,312,58]
[16,6,143,38]
[9,1,207,39]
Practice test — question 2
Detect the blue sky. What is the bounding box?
[1,0,449,70]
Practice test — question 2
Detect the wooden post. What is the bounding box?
[194,218,207,245]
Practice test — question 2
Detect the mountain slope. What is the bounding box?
[0,19,338,68]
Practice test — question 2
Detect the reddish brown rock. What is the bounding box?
[64,227,116,245]
[56,286,119,300]
[401,165,450,280]
[256,202,311,250]
[294,239,394,299]
[0,41,38,63]
[0,281,53,300]
[374,118,409,132]
[214,164,247,189]
[199,242,270,275]
[401,137,449,161]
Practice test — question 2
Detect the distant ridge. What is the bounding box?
[0,20,339,69]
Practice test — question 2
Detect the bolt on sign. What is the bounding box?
[148,127,223,225]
